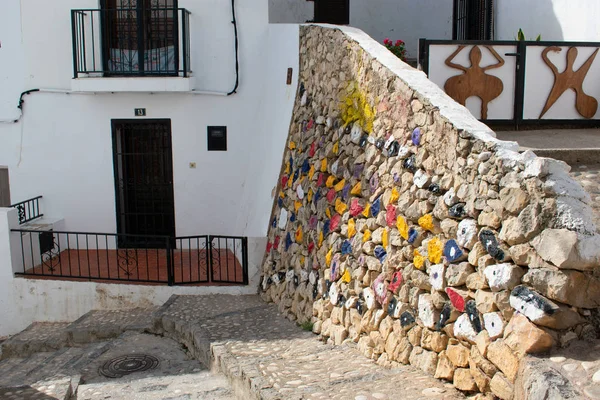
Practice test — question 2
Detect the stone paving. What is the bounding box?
[157,295,464,400]
[570,164,600,230]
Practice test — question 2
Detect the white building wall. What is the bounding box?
[269,0,313,24]
[0,0,298,238]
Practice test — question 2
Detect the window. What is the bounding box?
[313,0,350,25]
[453,0,494,40]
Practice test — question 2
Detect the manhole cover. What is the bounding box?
[99,354,160,378]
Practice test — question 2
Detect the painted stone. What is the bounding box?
[286,269,295,283]
[428,183,441,194]
[350,198,364,217]
[390,187,399,204]
[293,168,300,183]
[479,230,505,261]
[335,198,347,215]
[364,287,378,309]
[318,230,324,247]
[326,175,335,188]
[278,208,288,229]
[454,313,478,343]
[397,145,410,159]
[353,163,364,179]
[387,141,400,157]
[332,141,339,155]
[334,178,345,192]
[350,122,362,143]
[457,219,478,249]
[326,248,333,268]
[428,237,443,263]
[444,239,464,263]
[281,175,289,187]
[397,216,409,240]
[446,287,468,312]
[429,264,446,291]
[403,155,417,172]
[363,229,372,243]
[341,240,352,255]
[266,241,273,253]
[295,227,303,243]
[386,205,396,227]
[307,241,315,253]
[382,228,389,248]
[325,208,331,218]
[362,203,371,218]
[369,173,379,193]
[342,183,351,200]
[329,283,340,305]
[374,245,387,263]
[320,158,327,172]
[307,119,314,130]
[483,312,505,340]
[413,250,426,270]
[418,214,435,232]
[408,227,419,244]
[465,300,483,333]
[288,141,296,150]
[317,172,325,187]
[400,311,416,330]
[331,159,340,175]
[384,134,395,149]
[448,203,467,219]
[345,296,358,309]
[418,294,439,329]
[272,272,281,285]
[326,188,336,203]
[484,263,524,292]
[262,276,270,291]
[285,233,292,250]
[371,197,381,216]
[309,215,318,230]
[341,268,351,283]
[387,297,399,317]
[373,274,387,305]
[411,127,421,146]
[509,286,558,323]
[348,218,357,238]
[294,201,301,213]
[330,214,341,231]
[309,142,316,158]
[375,138,385,150]
[389,270,403,293]
[351,182,362,196]
[437,302,453,330]
[359,135,368,147]
[273,236,281,250]
[414,170,430,188]
[314,188,322,204]
[309,271,317,285]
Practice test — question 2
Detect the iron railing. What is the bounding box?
[71,8,191,78]
[453,0,494,41]
[11,196,43,225]
[11,229,248,286]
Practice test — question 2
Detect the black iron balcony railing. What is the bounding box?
[11,196,43,225]
[71,8,191,78]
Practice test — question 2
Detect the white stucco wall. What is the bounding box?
[269,0,313,23]
[0,0,297,238]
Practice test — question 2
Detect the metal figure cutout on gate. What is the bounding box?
[444,45,505,119]
[540,46,599,119]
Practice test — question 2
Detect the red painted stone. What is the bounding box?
[317,173,325,187]
[281,175,288,187]
[309,142,316,158]
[350,198,364,217]
[330,214,341,231]
[266,242,272,253]
[308,241,315,253]
[446,287,466,312]
[386,204,396,227]
[327,188,336,203]
[273,236,280,250]
[388,270,403,293]
[307,119,314,130]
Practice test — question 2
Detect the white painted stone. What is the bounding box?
[443,188,458,206]
[309,271,317,285]
[454,313,478,343]
[296,184,304,200]
[523,157,570,178]
[278,208,289,229]
[456,219,478,249]
[367,136,376,145]
[345,296,358,309]
[418,294,439,329]
[364,287,378,309]
[373,278,386,304]
[483,312,504,339]
[350,122,362,144]
[429,264,446,291]
[301,91,308,106]
[384,134,395,149]
[397,146,410,159]
[509,287,559,324]
[545,170,591,204]
[300,269,308,282]
[329,283,340,305]
[316,116,325,125]
[326,117,333,128]
[286,269,294,283]
[414,170,430,189]
[272,273,281,285]
[262,276,269,291]
[484,263,524,292]
[331,159,339,175]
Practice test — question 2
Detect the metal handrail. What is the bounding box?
[10,196,43,225]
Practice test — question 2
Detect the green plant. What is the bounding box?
[383,38,407,61]
[300,321,314,331]
[516,28,541,41]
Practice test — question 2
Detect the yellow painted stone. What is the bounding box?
[396,216,409,240]
[319,231,324,247]
[418,214,435,232]
[390,187,399,204]
[326,248,333,267]
[362,203,371,218]
[300,256,305,265]
[351,182,362,196]
[428,237,443,264]
[414,250,426,270]
[287,177,292,188]
[307,189,314,203]
[308,165,315,180]
[279,191,285,199]
[382,228,389,249]
[296,227,303,243]
[363,229,372,243]
[295,201,302,213]
[298,175,305,183]
[334,179,346,192]
[333,141,339,154]
[326,176,335,188]
[342,268,351,283]
[285,162,290,175]
[321,159,327,172]
[326,207,332,218]
[335,198,347,215]
[348,219,356,238]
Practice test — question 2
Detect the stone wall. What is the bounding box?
[260,25,600,398]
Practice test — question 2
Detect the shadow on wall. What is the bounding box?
[495,0,563,41]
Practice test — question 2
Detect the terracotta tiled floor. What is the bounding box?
[21,248,244,286]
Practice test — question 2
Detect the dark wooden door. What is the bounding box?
[112,119,175,248]
[314,0,349,25]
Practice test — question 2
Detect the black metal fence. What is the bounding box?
[453,0,494,41]
[11,196,43,225]
[71,8,191,78]
[11,229,248,286]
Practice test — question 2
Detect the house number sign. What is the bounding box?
[134,108,147,117]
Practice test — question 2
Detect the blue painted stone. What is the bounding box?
[338,294,346,305]
[387,297,398,317]
[402,155,417,172]
[277,198,283,208]
[341,240,352,255]
[400,311,416,329]
[408,227,419,244]
[293,275,299,286]
[323,220,330,236]
[272,217,277,228]
[479,229,505,261]
[312,284,318,299]
[436,302,452,331]
[428,183,441,194]
[356,300,364,315]
[411,128,421,146]
[359,135,368,147]
[465,300,483,333]
[342,183,351,200]
[285,233,292,250]
[299,82,305,97]
[289,156,294,171]
[371,197,381,217]
[387,141,400,157]
[444,239,463,263]
[290,213,296,223]
[374,245,387,263]
[278,271,286,282]
[449,203,467,219]
[375,138,385,150]
[302,159,310,174]
[324,280,332,299]
[293,168,300,183]
[314,189,321,204]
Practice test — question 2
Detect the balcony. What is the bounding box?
[71,8,193,92]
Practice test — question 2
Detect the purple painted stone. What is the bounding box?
[354,163,365,179]
[369,173,379,193]
[342,183,351,200]
[309,215,318,229]
[374,245,387,263]
[411,128,421,146]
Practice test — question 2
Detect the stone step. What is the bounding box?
[0,322,70,360]
[0,377,75,400]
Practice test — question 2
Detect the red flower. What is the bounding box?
[395,40,403,46]
[383,38,391,45]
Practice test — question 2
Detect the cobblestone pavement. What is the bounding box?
[158,295,464,400]
[570,164,600,230]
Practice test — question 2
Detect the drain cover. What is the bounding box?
[99,354,160,378]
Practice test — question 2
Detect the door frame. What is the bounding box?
[111,118,176,248]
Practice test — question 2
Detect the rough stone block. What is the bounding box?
[487,340,519,382]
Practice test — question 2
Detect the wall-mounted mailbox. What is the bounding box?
[207,126,227,151]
